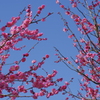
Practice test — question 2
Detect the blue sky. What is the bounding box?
[0,0,83,100]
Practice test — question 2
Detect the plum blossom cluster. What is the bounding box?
[57,0,100,36]
[29,71,69,99]
[56,0,100,100]
[0,4,53,66]
[0,4,69,100]
[0,5,47,62]
[0,67,67,99]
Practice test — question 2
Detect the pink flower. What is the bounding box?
[9,74,16,80]
[18,85,25,92]
[1,26,6,31]
[37,10,41,14]
[37,33,43,37]
[63,28,68,32]
[65,82,70,85]
[88,5,93,9]
[65,11,70,15]
[67,61,71,64]
[38,5,45,11]
[7,21,14,27]
[56,0,59,4]
[56,78,63,82]
[6,41,12,45]
[15,65,19,70]
[23,53,29,57]
[32,60,37,63]
[51,70,57,77]
[45,54,49,58]
[72,2,77,7]
[41,5,45,9]
[74,18,80,22]
[75,59,79,63]
[60,5,64,8]
[21,58,26,62]
[46,93,51,98]
[66,97,69,100]
[71,14,76,19]
[52,88,58,94]
[68,34,74,38]
[48,12,52,16]
[10,65,19,71]
[41,18,45,22]
[39,91,45,96]
[2,32,8,38]
[61,85,67,90]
